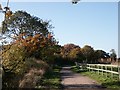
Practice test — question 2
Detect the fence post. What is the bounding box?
[92,65,93,72]
[101,65,103,76]
[89,64,90,71]
[118,59,120,81]
[111,66,113,79]
[105,65,107,78]
[98,65,99,75]
[75,62,77,67]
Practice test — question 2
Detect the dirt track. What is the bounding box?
[60,66,105,89]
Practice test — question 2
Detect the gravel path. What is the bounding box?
[60,66,105,89]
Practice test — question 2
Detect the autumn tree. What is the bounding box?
[59,44,81,65]
[1,10,58,88]
[81,45,94,63]
[61,43,80,59]
[1,10,57,61]
[69,47,84,63]
[2,44,26,74]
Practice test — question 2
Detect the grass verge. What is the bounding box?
[36,65,62,89]
[71,65,120,89]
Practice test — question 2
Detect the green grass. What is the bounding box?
[81,71,120,89]
[71,65,120,89]
[71,65,87,73]
[36,65,62,89]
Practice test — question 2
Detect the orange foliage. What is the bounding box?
[47,33,53,40]
[14,33,55,53]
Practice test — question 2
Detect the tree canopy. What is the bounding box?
[2,11,53,37]
[81,45,94,63]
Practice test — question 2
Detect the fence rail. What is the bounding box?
[76,62,120,80]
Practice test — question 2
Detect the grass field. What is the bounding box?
[71,66,120,89]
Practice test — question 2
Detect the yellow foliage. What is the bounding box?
[2,45,26,75]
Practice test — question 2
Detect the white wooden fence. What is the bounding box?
[76,62,120,80]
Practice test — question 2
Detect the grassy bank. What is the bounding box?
[71,66,120,89]
[36,65,62,89]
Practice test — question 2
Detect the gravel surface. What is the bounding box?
[60,66,105,89]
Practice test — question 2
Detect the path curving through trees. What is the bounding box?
[60,66,105,90]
